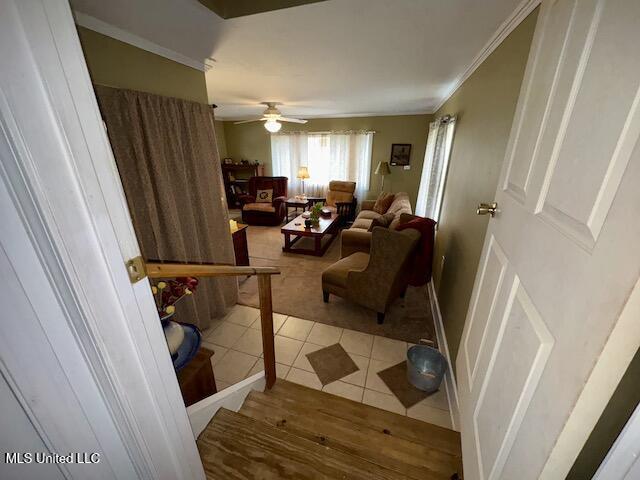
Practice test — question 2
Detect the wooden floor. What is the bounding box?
[197,380,462,479]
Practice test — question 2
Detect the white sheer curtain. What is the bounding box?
[415,116,456,221]
[270,131,308,192]
[271,131,373,201]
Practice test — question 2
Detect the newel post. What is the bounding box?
[257,274,276,389]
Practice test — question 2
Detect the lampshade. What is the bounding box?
[297,166,310,180]
[264,119,282,133]
[375,161,391,175]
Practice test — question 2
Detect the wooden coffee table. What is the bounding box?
[281,212,340,256]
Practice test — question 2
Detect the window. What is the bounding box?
[271,131,373,201]
[415,116,456,222]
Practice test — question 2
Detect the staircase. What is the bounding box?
[197,380,463,479]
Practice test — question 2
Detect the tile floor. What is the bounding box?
[201,304,452,429]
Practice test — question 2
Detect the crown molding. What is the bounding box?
[432,0,541,113]
[73,11,214,72]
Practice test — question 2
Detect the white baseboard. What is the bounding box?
[186,371,266,438]
[427,282,460,431]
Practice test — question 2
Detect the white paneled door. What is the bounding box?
[457,0,640,479]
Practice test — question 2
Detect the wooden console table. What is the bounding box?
[231,223,249,266]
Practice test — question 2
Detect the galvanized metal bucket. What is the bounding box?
[406,345,447,393]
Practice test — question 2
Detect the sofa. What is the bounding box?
[340,191,412,258]
[239,176,288,226]
[322,225,420,323]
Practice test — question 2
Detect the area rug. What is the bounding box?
[376,361,434,409]
[305,343,359,386]
[236,224,437,344]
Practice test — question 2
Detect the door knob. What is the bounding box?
[477,202,498,217]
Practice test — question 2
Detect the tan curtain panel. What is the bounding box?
[95,86,237,329]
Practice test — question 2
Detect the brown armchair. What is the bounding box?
[321,226,420,324]
[324,180,357,223]
[239,176,288,226]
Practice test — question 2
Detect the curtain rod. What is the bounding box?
[91,82,216,107]
[271,130,376,135]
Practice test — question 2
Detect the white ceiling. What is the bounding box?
[71,0,527,119]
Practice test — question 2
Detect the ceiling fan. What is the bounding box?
[234,102,307,132]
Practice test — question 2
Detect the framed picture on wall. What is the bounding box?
[390,143,411,166]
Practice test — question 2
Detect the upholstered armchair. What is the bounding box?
[323,180,357,223]
[321,226,420,324]
[239,176,288,226]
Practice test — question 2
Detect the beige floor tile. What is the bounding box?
[201,342,228,367]
[292,342,325,372]
[265,335,304,366]
[250,313,286,334]
[362,389,406,416]
[406,401,452,429]
[216,380,231,392]
[323,381,364,402]
[340,353,369,387]
[306,323,343,346]
[223,305,261,327]
[365,359,396,395]
[214,350,258,384]
[419,385,450,411]
[286,367,322,390]
[247,361,290,379]
[371,336,408,363]
[205,322,247,348]
[277,363,291,379]
[204,316,226,333]
[224,305,260,327]
[340,329,374,357]
[231,328,264,356]
[278,316,315,341]
[246,358,262,378]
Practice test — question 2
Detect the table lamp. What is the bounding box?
[297,166,310,195]
[375,161,391,191]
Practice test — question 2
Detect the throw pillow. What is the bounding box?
[373,192,395,214]
[368,211,396,231]
[256,189,273,203]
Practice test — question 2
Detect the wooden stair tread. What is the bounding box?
[268,379,461,455]
[197,408,415,480]
[240,391,458,479]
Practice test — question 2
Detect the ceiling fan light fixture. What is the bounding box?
[264,119,282,133]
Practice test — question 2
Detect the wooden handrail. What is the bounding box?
[145,261,280,389]
[145,262,280,278]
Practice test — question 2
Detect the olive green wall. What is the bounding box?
[431,8,539,368]
[215,120,228,158]
[77,27,208,104]
[222,114,432,203]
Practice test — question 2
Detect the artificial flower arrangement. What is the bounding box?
[150,277,202,369]
[151,277,199,319]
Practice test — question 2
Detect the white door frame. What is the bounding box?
[594,398,640,479]
[1,1,203,478]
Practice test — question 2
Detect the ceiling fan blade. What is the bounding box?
[234,117,267,125]
[279,117,308,124]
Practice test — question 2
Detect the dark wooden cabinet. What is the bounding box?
[176,347,217,407]
[222,164,265,209]
[231,223,249,266]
